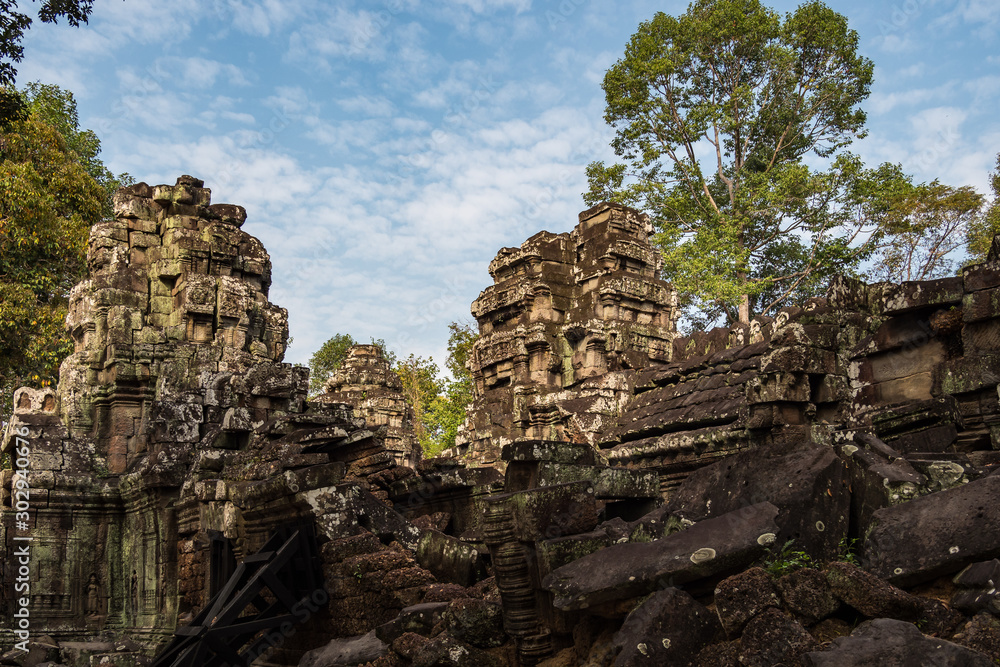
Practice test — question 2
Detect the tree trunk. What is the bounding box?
[738,293,750,325]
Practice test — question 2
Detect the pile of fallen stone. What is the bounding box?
[299,533,513,667]
[292,436,999,666]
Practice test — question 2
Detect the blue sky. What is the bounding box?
[16,0,1000,372]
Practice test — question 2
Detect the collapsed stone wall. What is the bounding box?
[456,202,678,467]
[426,203,1000,664]
[599,271,1000,499]
[447,233,1000,665]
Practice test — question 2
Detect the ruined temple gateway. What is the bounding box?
[2,178,999,666]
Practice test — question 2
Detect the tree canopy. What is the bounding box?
[585,0,913,325]
[875,180,984,283]
[0,84,124,421]
[395,353,444,452]
[422,321,477,456]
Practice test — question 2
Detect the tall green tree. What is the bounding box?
[1,0,98,126]
[1,84,119,421]
[395,354,444,453]
[585,0,908,325]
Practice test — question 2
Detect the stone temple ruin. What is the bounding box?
[456,203,677,467]
[2,177,1000,666]
[315,345,421,469]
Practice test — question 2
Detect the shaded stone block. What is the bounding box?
[803,618,993,667]
[775,567,839,625]
[864,474,1000,586]
[609,587,720,666]
[738,607,817,667]
[714,567,780,635]
[665,442,849,559]
[542,502,779,610]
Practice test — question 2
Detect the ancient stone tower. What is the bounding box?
[0,177,408,656]
[316,344,421,468]
[456,202,679,466]
[58,175,289,474]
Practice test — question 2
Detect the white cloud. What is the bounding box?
[338,95,396,117]
[220,0,306,37]
[90,0,202,44]
[264,86,321,120]
[867,83,952,114]
[287,7,395,66]
[858,105,993,192]
[896,63,926,78]
[964,75,1000,106]
[306,118,393,152]
[155,57,251,89]
[444,0,533,13]
[937,0,1000,38]
[876,34,916,53]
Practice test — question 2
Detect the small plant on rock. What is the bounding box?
[837,537,861,566]
[762,539,814,577]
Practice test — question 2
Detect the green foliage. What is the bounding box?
[586,0,913,325]
[395,353,445,454]
[762,539,815,576]
[837,537,860,566]
[0,1,97,127]
[0,84,121,422]
[874,180,984,282]
[422,322,478,456]
[21,83,133,216]
[967,153,1000,264]
[443,321,476,384]
[308,333,358,395]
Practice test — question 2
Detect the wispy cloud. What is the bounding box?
[337,95,396,117]
[214,0,307,37]
[936,0,1000,38]
[156,57,252,89]
[287,6,396,66]
[867,83,953,114]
